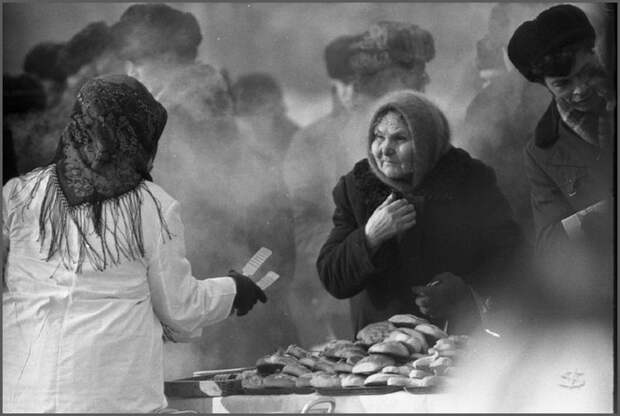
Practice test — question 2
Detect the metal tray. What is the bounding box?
[242,386,315,395]
[314,385,403,396]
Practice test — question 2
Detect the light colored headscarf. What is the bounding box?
[366,90,452,195]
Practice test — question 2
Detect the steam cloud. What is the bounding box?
[3,3,614,400]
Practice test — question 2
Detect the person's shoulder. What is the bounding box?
[333,159,369,189]
[293,110,347,142]
[446,147,498,187]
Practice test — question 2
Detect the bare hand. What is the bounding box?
[364,193,416,250]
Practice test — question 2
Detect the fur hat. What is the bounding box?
[349,21,435,76]
[23,42,68,83]
[232,72,283,115]
[113,3,202,63]
[324,35,360,82]
[59,21,113,75]
[507,4,596,83]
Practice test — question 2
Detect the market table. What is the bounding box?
[167,391,460,413]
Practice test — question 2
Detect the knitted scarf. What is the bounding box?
[366,90,452,197]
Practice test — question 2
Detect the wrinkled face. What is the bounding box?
[371,111,414,179]
[544,49,607,113]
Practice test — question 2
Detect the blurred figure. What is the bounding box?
[59,21,125,93]
[9,22,125,177]
[232,72,298,278]
[22,42,68,109]
[475,4,511,89]
[114,2,243,279]
[283,21,435,345]
[114,3,276,374]
[233,72,298,160]
[229,72,302,356]
[2,73,46,184]
[462,4,550,241]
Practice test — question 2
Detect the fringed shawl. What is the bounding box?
[14,75,170,272]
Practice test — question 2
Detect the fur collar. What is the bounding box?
[353,148,473,211]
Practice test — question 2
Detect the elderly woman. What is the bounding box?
[2,75,266,413]
[316,90,522,335]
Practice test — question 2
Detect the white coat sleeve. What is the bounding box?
[146,199,237,335]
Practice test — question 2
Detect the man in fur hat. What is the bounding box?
[507,4,614,319]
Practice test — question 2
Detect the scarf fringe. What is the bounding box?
[17,165,171,273]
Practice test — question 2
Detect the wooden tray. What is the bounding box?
[314,385,403,396]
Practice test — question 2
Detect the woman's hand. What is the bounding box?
[411,272,472,319]
[364,193,416,250]
[228,270,267,316]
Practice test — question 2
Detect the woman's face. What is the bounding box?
[371,111,414,179]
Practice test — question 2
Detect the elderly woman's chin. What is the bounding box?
[380,164,410,179]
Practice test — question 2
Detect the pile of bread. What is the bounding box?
[240,314,468,391]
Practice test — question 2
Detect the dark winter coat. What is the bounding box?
[523,101,614,316]
[316,148,522,334]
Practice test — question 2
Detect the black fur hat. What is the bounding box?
[59,21,113,75]
[508,4,596,83]
[23,42,68,83]
[113,3,202,63]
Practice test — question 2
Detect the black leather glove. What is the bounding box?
[411,272,475,319]
[228,270,267,316]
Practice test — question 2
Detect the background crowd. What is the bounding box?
[3,2,615,385]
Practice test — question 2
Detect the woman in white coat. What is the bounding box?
[2,74,266,413]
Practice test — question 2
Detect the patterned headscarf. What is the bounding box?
[55,74,167,205]
[21,75,169,272]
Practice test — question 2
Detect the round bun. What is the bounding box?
[368,341,410,359]
[262,373,297,389]
[356,321,396,346]
[352,354,396,375]
[364,372,392,386]
[340,374,366,388]
[310,372,342,388]
[388,314,429,328]
[415,323,448,339]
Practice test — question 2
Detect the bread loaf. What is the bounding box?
[356,321,396,346]
[363,372,392,386]
[295,372,314,388]
[262,373,297,389]
[415,323,448,340]
[334,361,354,373]
[310,372,342,388]
[408,368,434,379]
[340,374,366,388]
[388,314,428,328]
[285,344,311,359]
[282,363,311,377]
[368,341,410,359]
[352,354,395,375]
[381,365,413,376]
